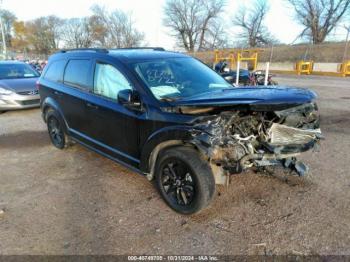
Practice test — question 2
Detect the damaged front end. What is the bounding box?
[190,102,322,184]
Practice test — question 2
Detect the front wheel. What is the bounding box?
[155,146,215,215]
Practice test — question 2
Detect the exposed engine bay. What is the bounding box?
[189,103,322,184]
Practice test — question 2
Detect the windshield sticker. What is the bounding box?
[24,73,35,77]
[150,86,181,99]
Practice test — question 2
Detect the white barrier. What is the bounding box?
[264,62,270,86]
[235,61,240,86]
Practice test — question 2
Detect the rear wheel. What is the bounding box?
[155,146,215,215]
[46,110,66,149]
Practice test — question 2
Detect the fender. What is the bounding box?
[139,125,197,174]
[41,97,69,132]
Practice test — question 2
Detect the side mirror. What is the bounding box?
[118,89,141,108]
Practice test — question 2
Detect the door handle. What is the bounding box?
[86,102,99,110]
[53,90,63,97]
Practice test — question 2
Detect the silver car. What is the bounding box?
[0,61,40,112]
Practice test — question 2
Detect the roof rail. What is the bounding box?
[111,47,166,51]
[56,47,166,54]
[58,48,109,53]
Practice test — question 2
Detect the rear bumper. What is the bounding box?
[0,93,40,110]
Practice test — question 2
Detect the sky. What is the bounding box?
[1,0,349,50]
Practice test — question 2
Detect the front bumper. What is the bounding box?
[0,93,40,110]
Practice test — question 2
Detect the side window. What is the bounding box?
[64,59,91,90]
[43,60,66,82]
[93,62,132,100]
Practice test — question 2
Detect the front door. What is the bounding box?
[83,60,140,167]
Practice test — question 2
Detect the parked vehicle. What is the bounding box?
[250,70,278,86]
[39,48,322,214]
[0,61,40,113]
[214,61,250,85]
[214,61,277,86]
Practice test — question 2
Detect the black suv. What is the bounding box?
[39,48,322,214]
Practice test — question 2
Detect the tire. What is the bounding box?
[155,146,215,215]
[46,109,67,149]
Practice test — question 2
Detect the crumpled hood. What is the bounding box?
[0,78,39,92]
[171,86,317,108]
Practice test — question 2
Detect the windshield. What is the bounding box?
[0,63,40,79]
[132,57,232,101]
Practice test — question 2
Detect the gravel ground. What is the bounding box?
[0,75,349,255]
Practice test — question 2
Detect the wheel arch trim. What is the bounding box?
[139,126,199,179]
[41,97,69,131]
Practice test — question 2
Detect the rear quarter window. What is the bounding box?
[64,59,91,90]
[43,60,67,82]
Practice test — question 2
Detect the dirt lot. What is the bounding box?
[0,75,349,255]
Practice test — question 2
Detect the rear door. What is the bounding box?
[40,59,67,108]
[61,58,94,135]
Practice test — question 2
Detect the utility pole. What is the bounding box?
[342,25,350,62]
[0,0,6,60]
[269,44,274,63]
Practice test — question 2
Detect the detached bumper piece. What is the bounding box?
[264,123,322,154]
[268,123,322,147]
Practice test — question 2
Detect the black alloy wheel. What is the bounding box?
[47,116,65,149]
[160,158,196,207]
[155,146,215,214]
